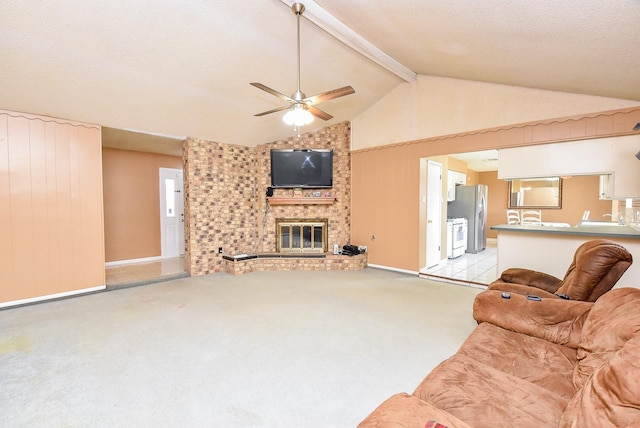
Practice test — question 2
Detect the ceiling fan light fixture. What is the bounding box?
[250,3,354,128]
[283,104,314,126]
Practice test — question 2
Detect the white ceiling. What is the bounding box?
[1,0,639,152]
[450,150,499,172]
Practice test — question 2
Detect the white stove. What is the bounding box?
[447,217,468,258]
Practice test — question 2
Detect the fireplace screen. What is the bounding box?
[276,219,328,254]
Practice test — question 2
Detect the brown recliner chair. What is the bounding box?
[488,239,633,302]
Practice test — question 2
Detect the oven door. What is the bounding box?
[451,222,466,257]
[459,220,468,252]
[452,223,465,248]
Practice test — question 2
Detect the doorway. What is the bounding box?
[419,153,499,286]
[160,167,185,258]
[425,160,443,269]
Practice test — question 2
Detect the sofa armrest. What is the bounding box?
[357,393,473,428]
[496,268,563,294]
[473,290,593,348]
[487,282,559,299]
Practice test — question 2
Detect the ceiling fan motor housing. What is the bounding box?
[292,3,305,15]
[292,90,306,102]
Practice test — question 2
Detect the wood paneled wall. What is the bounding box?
[351,106,640,272]
[0,110,104,305]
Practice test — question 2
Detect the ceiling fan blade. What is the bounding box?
[254,105,292,117]
[304,86,355,105]
[308,105,333,121]
[250,82,294,102]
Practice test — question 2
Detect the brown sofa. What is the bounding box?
[487,239,632,302]
[357,287,640,427]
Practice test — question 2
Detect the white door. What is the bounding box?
[160,168,185,258]
[426,161,443,268]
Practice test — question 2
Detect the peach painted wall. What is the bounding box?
[447,157,470,179]
[465,169,480,186]
[0,110,104,305]
[537,175,611,224]
[352,107,640,272]
[476,172,611,239]
[102,148,182,262]
[478,171,508,239]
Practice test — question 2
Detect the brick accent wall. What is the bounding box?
[183,121,353,276]
[183,138,257,276]
[256,122,352,255]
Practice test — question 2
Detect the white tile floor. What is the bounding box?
[420,244,498,287]
[105,257,186,287]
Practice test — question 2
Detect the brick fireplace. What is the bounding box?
[276,218,328,254]
[183,121,353,276]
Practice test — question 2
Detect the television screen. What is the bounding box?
[270,149,333,188]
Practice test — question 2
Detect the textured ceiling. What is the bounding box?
[1,0,639,153]
[450,150,499,172]
[319,0,640,101]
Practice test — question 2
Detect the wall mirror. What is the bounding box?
[508,177,563,209]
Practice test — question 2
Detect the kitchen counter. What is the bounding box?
[491,223,640,287]
[491,223,640,240]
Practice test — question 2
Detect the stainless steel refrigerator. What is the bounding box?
[447,184,488,253]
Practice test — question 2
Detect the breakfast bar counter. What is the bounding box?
[491,223,640,287]
[492,223,640,239]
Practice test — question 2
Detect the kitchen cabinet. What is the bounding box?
[498,135,640,199]
[447,170,467,201]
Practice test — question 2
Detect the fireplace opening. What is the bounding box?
[276,218,328,254]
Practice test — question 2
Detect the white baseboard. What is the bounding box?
[105,256,162,267]
[367,264,419,276]
[0,285,106,309]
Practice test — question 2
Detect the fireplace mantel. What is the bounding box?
[267,197,335,205]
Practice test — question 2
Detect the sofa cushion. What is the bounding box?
[356,393,473,428]
[413,354,568,428]
[473,290,593,349]
[487,239,632,302]
[560,334,640,427]
[554,239,632,302]
[458,322,577,398]
[574,288,640,390]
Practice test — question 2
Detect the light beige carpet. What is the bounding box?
[0,268,482,427]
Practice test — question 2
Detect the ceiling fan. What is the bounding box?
[251,3,355,131]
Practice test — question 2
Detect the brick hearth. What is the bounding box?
[223,253,367,275]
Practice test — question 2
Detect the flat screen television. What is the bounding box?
[270,149,333,188]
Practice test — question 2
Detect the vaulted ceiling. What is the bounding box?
[2,0,639,152]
